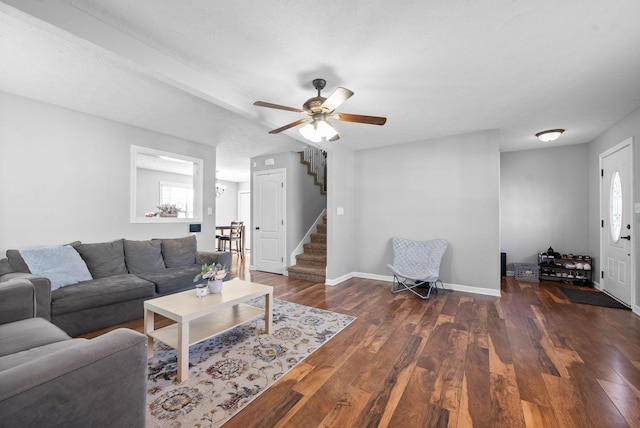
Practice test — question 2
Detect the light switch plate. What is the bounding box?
[337,207,344,215]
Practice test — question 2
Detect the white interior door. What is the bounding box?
[253,170,285,274]
[600,138,634,305]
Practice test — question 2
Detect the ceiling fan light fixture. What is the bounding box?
[299,122,322,143]
[535,129,565,142]
[299,118,338,142]
[255,78,386,139]
[316,120,338,140]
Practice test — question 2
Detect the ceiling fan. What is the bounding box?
[253,78,387,143]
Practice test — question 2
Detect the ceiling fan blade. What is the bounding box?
[328,133,340,142]
[321,87,354,112]
[331,113,387,125]
[254,101,303,113]
[268,118,310,134]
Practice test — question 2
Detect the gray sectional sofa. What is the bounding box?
[0,277,147,427]
[0,235,231,336]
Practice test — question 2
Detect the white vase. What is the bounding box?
[208,280,223,294]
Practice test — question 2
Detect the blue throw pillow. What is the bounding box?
[19,245,93,291]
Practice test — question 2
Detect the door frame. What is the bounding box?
[251,168,286,274]
[238,190,251,250]
[599,137,636,310]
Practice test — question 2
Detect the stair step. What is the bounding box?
[295,253,326,267]
[303,242,326,255]
[310,233,326,244]
[296,252,326,262]
[288,265,325,283]
[316,224,327,234]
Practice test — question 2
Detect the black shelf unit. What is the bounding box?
[538,253,593,285]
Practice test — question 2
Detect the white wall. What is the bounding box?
[0,91,219,253]
[501,144,589,269]
[326,144,356,281]
[587,105,640,309]
[215,180,239,225]
[352,130,501,293]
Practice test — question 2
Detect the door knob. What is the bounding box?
[255,227,260,230]
[620,235,631,240]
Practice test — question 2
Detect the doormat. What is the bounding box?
[559,287,630,310]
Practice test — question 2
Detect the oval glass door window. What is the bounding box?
[610,170,622,241]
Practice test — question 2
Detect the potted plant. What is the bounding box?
[193,263,227,294]
[157,203,182,217]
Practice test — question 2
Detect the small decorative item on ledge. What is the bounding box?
[208,280,223,294]
[195,283,208,297]
[157,203,181,217]
[193,263,227,294]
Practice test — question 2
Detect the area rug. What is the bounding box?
[145,298,356,427]
[559,287,630,310]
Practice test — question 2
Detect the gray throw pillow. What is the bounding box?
[156,235,197,268]
[75,239,128,279]
[6,249,31,273]
[123,240,166,274]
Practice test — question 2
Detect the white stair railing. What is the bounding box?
[302,148,326,194]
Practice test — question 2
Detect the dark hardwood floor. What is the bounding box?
[84,254,640,427]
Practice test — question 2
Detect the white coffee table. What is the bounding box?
[144,278,273,382]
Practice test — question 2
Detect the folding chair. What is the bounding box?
[386,237,448,300]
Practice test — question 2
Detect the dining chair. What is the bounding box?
[217,221,244,259]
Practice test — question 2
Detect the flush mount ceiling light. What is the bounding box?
[535,129,565,142]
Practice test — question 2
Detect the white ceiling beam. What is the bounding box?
[0,0,254,118]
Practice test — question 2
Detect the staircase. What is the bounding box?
[288,216,327,283]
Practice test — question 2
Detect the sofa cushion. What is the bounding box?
[75,239,128,279]
[156,235,197,268]
[123,240,165,274]
[51,274,156,316]
[0,338,86,372]
[19,245,92,291]
[137,265,201,295]
[0,317,71,357]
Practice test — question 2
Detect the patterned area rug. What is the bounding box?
[146,298,356,427]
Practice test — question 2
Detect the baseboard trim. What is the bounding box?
[326,272,501,297]
[324,272,355,286]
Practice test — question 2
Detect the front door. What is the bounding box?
[600,138,634,305]
[253,169,285,274]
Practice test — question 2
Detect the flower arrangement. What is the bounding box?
[157,203,182,216]
[193,263,227,283]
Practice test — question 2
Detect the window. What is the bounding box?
[610,170,622,241]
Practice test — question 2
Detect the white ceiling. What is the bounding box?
[2,0,640,182]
